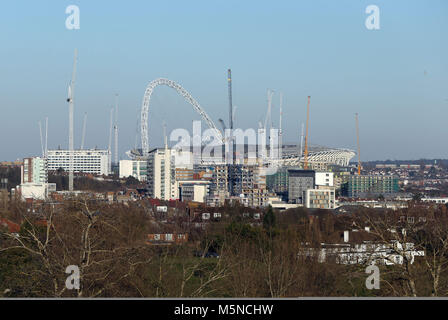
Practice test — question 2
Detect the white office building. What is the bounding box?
[46,149,110,176]
[147,148,176,200]
[119,160,147,182]
[315,172,334,187]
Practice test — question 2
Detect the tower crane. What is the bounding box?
[114,94,119,167]
[279,92,283,158]
[80,112,87,149]
[355,113,361,175]
[108,107,113,172]
[67,49,77,192]
[299,122,304,157]
[39,121,44,157]
[303,96,311,170]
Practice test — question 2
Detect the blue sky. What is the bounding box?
[0,0,447,161]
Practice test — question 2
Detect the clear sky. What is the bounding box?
[0,0,447,161]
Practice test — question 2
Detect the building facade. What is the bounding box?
[146,148,176,200]
[119,160,147,182]
[343,175,399,198]
[46,149,110,176]
[315,172,334,187]
[22,157,47,184]
[18,157,56,200]
[288,169,315,204]
[179,182,210,203]
[304,188,336,209]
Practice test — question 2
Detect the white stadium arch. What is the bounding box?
[140,78,223,155]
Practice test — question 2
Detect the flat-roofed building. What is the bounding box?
[47,149,110,176]
[343,175,399,198]
[146,148,176,200]
[288,169,315,204]
[22,157,47,184]
[119,160,147,182]
[304,188,336,209]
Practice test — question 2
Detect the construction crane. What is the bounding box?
[279,93,283,158]
[39,121,44,157]
[303,96,311,170]
[299,122,304,157]
[108,107,113,172]
[114,94,119,167]
[67,49,78,192]
[264,89,274,134]
[163,121,168,149]
[355,113,361,175]
[227,69,235,195]
[228,69,233,132]
[80,112,87,149]
[45,117,48,157]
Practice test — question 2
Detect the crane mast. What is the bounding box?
[81,112,87,149]
[356,113,361,175]
[114,94,119,168]
[45,117,48,157]
[67,49,77,192]
[228,69,233,132]
[299,122,304,157]
[303,96,311,170]
[39,121,44,157]
[279,92,283,159]
[227,69,235,195]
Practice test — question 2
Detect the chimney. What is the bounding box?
[365,226,370,233]
[344,230,349,243]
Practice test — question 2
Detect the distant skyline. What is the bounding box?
[0,0,447,161]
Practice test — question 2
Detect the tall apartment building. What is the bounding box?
[342,175,399,198]
[119,160,147,181]
[146,148,176,200]
[22,157,47,184]
[46,149,110,176]
[18,157,55,200]
[208,164,268,207]
[266,167,289,195]
[288,169,315,204]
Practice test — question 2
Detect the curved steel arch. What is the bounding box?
[141,78,223,154]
